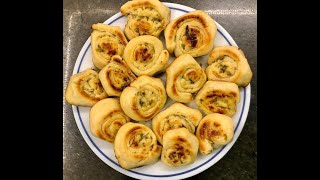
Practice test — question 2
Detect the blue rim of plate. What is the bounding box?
[75,7,246,178]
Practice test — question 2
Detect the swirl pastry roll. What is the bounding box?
[161,128,199,167]
[195,81,240,116]
[99,55,136,97]
[166,54,206,103]
[90,98,130,143]
[164,10,217,57]
[65,68,107,106]
[123,35,169,76]
[152,103,202,145]
[206,46,252,87]
[120,75,167,121]
[114,122,162,169]
[91,23,128,69]
[196,113,234,155]
[120,0,170,40]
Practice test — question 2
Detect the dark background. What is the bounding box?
[63,0,257,179]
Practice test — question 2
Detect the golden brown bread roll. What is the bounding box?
[152,102,202,145]
[161,128,199,167]
[90,98,130,143]
[166,54,207,103]
[206,46,252,87]
[91,23,128,69]
[114,122,162,169]
[99,55,136,97]
[195,81,240,116]
[123,35,169,76]
[65,68,107,106]
[164,10,217,57]
[120,0,170,40]
[196,113,234,155]
[120,75,167,121]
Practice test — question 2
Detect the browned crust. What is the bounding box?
[101,42,117,56]
[170,68,184,96]
[104,57,136,93]
[95,110,123,140]
[155,145,161,153]
[206,90,237,98]
[199,122,208,139]
[77,80,103,102]
[106,70,130,92]
[156,124,161,137]
[177,137,186,142]
[116,30,128,46]
[168,14,208,40]
[135,47,153,62]
[214,122,221,127]
[210,48,241,63]
[126,126,142,135]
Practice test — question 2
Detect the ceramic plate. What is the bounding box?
[71,2,251,179]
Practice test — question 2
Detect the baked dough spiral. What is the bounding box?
[114,122,162,169]
[90,98,130,143]
[206,46,252,87]
[166,54,206,103]
[123,35,169,76]
[196,113,234,155]
[164,10,217,57]
[120,75,167,121]
[161,128,199,167]
[195,81,240,116]
[91,23,128,69]
[152,102,202,145]
[99,55,136,97]
[65,68,107,106]
[120,0,170,40]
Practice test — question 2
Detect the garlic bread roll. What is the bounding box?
[196,113,234,155]
[123,35,169,76]
[152,103,202,145]
[120,0,170,40]
[161,128,199,167]
[206,46,252,87]
[91,23,128,69]
[120,75,167,121]
[114,122,162,169]
[90,98,130,143]
[165,10,217,57]
[195,81,240,116]
[65,68,107,106]
[99,55,136,97]
[166,54,206,103]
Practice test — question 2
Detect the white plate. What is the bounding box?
[71,2,251,180]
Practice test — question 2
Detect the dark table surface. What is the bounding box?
[63,0,257,179]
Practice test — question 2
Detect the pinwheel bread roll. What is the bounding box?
[114,122,162,169]
[120,75,167,121]
[99,55,136,97]
[65,68,107,106]
[91,23,128,69]
[161,128,199,167]
[195,81,240,116]
[123,35,169,76]
[90,98,130,143]
[166,54,206,103]
[196,113,234,155]
[120,0,170,40]
[206,46,252,87]
[165,10,217,57]
[152,102,202,145]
